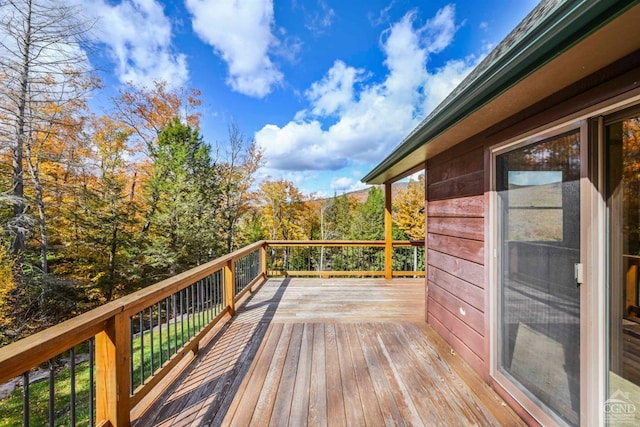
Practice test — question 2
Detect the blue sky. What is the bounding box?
[78,0,539,197]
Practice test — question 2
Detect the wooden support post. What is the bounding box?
[260,244,267,279]
[384,182,393,280]
[224,259,236,316]
[96,312,131,427]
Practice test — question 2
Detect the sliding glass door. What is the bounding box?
[607,112,640,426]
[496,130,582,426]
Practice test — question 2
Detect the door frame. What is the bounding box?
[489,121,588,427]
[488,91,640,426]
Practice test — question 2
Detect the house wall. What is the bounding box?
[422,49,640,424]
[426,143,486,376]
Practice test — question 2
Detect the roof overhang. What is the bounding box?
[363,0,640,185]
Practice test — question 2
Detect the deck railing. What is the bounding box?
[0,240,424,426]
[266,240,425,277]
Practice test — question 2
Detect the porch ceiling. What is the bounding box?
[363,1,640,185]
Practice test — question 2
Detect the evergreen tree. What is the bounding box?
[351,187,385,240]
[143,118,220,278]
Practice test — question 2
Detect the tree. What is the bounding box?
[259,179,310,241]
[113,82,203,241]
[0,242,16,343]
[323,193,357,240]
[0,0,93,293]
[393,175,425,240]
[143,118,218,277]
[114,81,201,155]
[74,116,138,301]
[351,186,385,240]
[217,122,263,252]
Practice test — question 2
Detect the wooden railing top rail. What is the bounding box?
[120,240,265,316]
[0,240,266,385]
[265,240,423,247]
[0,301,120,385]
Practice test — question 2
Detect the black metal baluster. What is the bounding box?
[198,279,203,327]
[139,312,144,385]
[200,280,204,328]
[165,297,171,361]
[23,372,29,427]
[48,359,54,427]
[195,283,200,331]
[158,302,163,366]
[215,273,219,314]
[149,307,154,375]
[192,284,197,335]
[70,348,76,427]
[208,275,213,320]
[173,294,178,352]
[203,277,209,323]
[186,287,191,339]
[180,290,185,347]
[194,283,199,332]
[195,281,200,330]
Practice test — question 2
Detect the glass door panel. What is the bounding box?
[496,130,581,426]
[607,114,640,426]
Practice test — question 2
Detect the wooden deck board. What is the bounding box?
[307,323,327,427]
[135,278,525,427]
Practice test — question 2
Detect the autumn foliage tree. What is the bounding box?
[393,174,425,240]
[217,122,263,252]
[259,179,311,240]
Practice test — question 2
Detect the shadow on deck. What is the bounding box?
[135,278,525,426]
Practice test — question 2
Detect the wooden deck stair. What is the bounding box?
[135,278,525,426]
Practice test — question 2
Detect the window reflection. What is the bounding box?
[608,116,640,417]
[497,130,581,426]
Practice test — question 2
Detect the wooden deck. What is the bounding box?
[135,278,525,426]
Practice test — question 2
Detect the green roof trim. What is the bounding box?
[362,0,640,184]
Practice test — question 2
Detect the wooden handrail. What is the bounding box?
[0,301,121,384]
[119,241,265,316]
[265,240,418,247]
[0,239,423,426]
[265,240,425,278]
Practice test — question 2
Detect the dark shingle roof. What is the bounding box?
[404,0,563,144]
[363,0,640,184]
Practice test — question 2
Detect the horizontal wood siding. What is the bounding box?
[427,145,486,376]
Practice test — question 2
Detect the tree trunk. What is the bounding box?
[25,145,48,276]
[107,224,118,301]
[11,0,33,257]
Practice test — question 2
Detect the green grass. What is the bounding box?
[0,305,222,426]
[0,360,93,427]
[131,306,219,389]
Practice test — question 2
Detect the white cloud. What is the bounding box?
[331,177,368,193]
[305,61,364,117]
[79,0,188,88]
[185,0,283,98]
[305,0,335,33]
[421,4,457,54]
[255,5,477,173]
[422,58,476,114]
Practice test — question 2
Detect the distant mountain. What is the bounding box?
[316,182,409,203]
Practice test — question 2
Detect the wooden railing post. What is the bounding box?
[260,243,267,278]
[225,259,236,316]
[384,182,393,280]
[96,311,131,427]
